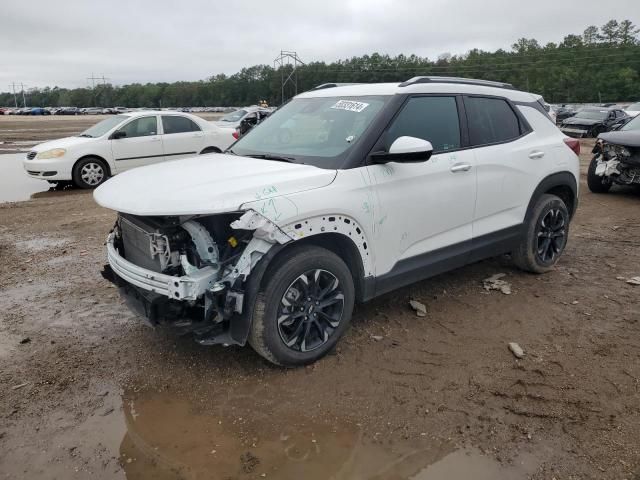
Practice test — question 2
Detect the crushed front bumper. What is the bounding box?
[106,232,218,301]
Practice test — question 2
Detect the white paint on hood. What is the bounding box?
[93,153,337,216]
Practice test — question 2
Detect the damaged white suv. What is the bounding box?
[95,77,580,366]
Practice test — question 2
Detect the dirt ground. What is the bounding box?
[0,133,639,479]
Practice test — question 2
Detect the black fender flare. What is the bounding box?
[228,244,285,346]
[524,171,578,222]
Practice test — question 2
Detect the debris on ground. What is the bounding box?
[626,277,640,286]
[370,335,384,341]
[19,337,31,344]
[508,342,525,359]
[409,300,427,317]
[11,382,29,390]
[483,273,512,295]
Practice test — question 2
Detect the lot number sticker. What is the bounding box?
[331,100,369,113]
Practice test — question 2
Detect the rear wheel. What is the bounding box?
[248,246,355,366]
[513,194,569,273]
[587,156,612,193]
[72,157,109,189]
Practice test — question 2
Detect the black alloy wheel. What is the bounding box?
[277,269,345,352]
[536,208,566,264]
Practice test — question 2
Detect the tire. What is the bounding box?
[248,246,355,367]
[512,194,570,274]
[200,147,221,154]
[72,157,109,189]
[587,156,612,193]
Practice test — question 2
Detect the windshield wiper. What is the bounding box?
[246,154,296,163]
[78,134,93,138]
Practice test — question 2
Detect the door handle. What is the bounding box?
[450,163,472,173]
[149,137,161,142]
[528,150,545,159]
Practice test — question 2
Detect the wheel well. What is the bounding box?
[545,185,575,218]
[201,146,222,154]
[74,155,112,177]
[260,233,367,301]
[526,172,578,221]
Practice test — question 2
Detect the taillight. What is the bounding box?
[563,137,580,156]
[232,130,239,140]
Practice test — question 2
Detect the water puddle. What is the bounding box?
[0,153,49,202]
[112,389,538,480]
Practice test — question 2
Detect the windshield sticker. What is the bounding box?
[331,100,369,113]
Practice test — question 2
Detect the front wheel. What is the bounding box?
[248,246,355,366]
[512,194,570,273]
[72,157,109,189]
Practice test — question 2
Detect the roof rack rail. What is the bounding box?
[399,76,515,90]
[311,82,361,90]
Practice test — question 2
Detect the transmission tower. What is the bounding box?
[11,83,27,107]
[274,50,305,105]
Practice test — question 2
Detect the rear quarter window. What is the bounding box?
[465,97,523,146]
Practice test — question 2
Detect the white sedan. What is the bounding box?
[23,111,236,188]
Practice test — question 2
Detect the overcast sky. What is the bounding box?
[2,0,638,90]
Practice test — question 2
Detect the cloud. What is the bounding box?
[1,0,637,89]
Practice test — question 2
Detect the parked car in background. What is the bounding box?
[554,105,577,124]
[24,111,236,189]
[83,107,104,115]
[587,114,640,193]
[559,106,628,138]
[214,106,273,129]
[624,102,640,118]
[30,107,50,115]
[57,107,80,115]
[94,77,580,366]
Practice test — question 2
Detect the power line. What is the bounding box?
[307,53,639,73]
[321,44,640,67]
[308,58,640,75]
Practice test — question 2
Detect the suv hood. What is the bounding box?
[32,136,96,152]
[93,153,337,216]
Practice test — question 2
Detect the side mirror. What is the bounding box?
[111,130,127,140]
[371,136,433,164]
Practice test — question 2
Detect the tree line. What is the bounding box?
[2,19,639,108]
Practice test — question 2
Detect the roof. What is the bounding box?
[297,78,538,103]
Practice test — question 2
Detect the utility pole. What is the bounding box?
[9,83,18,107]
[274,50,305,105]
[20,83,26,107]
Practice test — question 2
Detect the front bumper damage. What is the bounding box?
[102,210,292,345]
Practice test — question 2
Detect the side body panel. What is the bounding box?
[472,106,580,238]
[110,115,164,172]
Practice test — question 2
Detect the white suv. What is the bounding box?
[95,77,580,366]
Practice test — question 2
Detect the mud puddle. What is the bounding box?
[64,388,539,480]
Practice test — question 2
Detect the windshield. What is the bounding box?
[231,96,389,168]
[626,103,640,111]
[219,109,247,122]
[621,115,640,131]
[575,109,608,120]
[80,115,127,137]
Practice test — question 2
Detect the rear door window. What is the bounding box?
[385,96,461,153]
[162,115,201,134]
[464,97,522,146]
